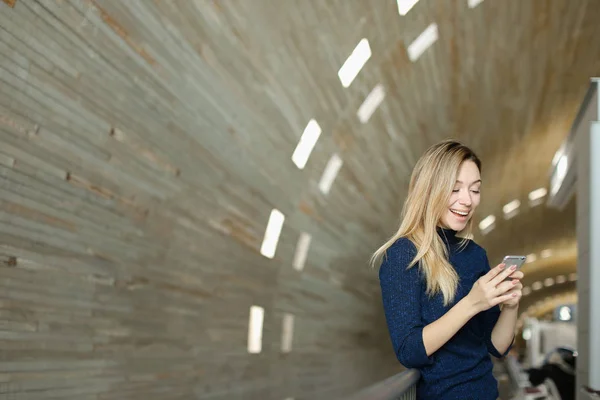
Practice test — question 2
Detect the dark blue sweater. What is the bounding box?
[379,228,510,400]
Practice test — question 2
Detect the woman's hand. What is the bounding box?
[467,263,522,313]
[501,270,524,308]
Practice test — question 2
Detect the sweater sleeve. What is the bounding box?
[479,250,513,358]
[379,239,434,368]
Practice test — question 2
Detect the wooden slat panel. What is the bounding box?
[0,0,599,398]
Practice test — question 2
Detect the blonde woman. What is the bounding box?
[373,140,523,400]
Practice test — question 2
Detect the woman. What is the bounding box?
[372,140,524,400]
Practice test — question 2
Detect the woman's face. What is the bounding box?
[440,160,481,231]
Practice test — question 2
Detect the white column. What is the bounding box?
[589,107,600,391]
[576,79,599,400]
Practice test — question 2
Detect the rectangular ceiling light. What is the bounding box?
[529,187,547,201]
[281,313,295,353]
[540,249,553,259]
[526,253,537,263]
[292,119,322,169]
[502,199,521,219]
[478,215,496,234]
[407,23,438,62]
[337,38,371,88]
[397,0,420,15]
[568,273,577,281]
[318,154,343,195]
[247,305,264,354]
[357,84,385,123]
[468,0,484,8]
[260,209,285,259]
[293,232,312,271]
[528,187,547,206]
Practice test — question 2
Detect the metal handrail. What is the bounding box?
[345,369,420,400]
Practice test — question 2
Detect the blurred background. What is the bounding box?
[0,0,599,399]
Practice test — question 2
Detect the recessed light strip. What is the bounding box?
[248,306,264,354]
[540,249,553,259]
[357,84,385,123]
[338,39,371,88]
[292,233,312,271]
[291,119,322,169]
[529,187,547,201]
[281,313,295,353]
[503,199,521,219]
[407,23,438,62]
[318,154,343,195]
[260,209,285,259]
[479,215,496,234]
[468,0,484,8]
[397,0,420,15]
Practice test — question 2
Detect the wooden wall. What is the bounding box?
[1,0,600,398]
[0,1,402,399]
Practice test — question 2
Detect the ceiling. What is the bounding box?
[1,0,599,398]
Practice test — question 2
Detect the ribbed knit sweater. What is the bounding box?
[379,228,511,400]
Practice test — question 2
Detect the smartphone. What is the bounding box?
[501,255,527,279]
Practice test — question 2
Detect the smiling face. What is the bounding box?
[440,160,481,231]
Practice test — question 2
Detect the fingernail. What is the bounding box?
[510,265,517,270]
[499,264,506,269]
[512,293,517,297]
[513,279,518,285]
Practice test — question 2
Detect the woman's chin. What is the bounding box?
[443,219,468,232]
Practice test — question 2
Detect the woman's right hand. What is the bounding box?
[467,263,521,313]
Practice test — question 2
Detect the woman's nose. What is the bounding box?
[459,192,472,206]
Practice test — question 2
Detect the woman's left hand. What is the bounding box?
[501,270,524,308]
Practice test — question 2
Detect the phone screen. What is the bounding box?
[501,256,527,281]
[502,255,527,270]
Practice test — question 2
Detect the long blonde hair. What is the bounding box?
[371,140,482,305]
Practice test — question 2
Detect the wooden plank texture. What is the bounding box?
[0,0,599,398]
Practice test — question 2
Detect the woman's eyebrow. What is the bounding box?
[455,179,482,184]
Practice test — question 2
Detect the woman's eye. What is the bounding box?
[471,190,480,194]
[452,189,460,193]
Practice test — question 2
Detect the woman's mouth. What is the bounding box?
[450,209,469,218]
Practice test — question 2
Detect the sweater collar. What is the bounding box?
[437,226,460,245]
